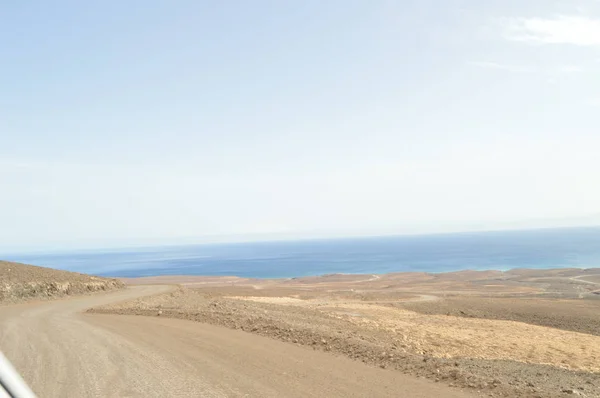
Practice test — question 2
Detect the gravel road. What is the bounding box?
[0,285,475,398]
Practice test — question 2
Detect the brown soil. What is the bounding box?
[0,260,124,303]
[93,269,600,398]
[403,296,600,337]
[8,260,599,397]
[1,285,476,398]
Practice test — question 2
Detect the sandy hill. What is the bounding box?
[0,260,123,303]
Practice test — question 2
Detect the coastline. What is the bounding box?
[120,266,600,297]
[6,226,600,279]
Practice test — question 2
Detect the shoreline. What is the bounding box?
[9,226,600,282]
[117,266,600,286]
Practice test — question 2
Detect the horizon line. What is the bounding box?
[3,223,600,256]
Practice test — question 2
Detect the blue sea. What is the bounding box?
[4,227,600,278]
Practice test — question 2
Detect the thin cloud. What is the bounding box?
[589,99,600,108]
[469,61,533,73]
[556,65,584,73]
[504,16,600,46]
[469,61,586,80]
[0,158,41,170]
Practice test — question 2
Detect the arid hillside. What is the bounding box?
[105,269,600,397]
[0,261,124,303]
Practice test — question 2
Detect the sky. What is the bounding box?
[1,0,600,251]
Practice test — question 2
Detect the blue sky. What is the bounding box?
[1,1,600,251]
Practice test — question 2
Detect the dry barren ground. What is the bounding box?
[0,285,476,398]
[0,261,123,303]
[107,268,600,398]
[4,260,599,397]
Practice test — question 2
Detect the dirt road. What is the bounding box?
[0,286,475,398]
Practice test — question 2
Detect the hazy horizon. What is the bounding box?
[2,1,599,251]
[5,225,600,279]
[3,220,600,255]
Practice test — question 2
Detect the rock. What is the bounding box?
[157,310,162,316]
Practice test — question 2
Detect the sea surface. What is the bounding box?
[4,227,600,279]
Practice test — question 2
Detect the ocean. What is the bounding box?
[4,227,600,278]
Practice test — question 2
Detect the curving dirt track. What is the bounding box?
[0,285,475,398]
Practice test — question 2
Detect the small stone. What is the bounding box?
[157,310,162,316]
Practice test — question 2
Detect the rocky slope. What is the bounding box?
[0,260,123,303]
